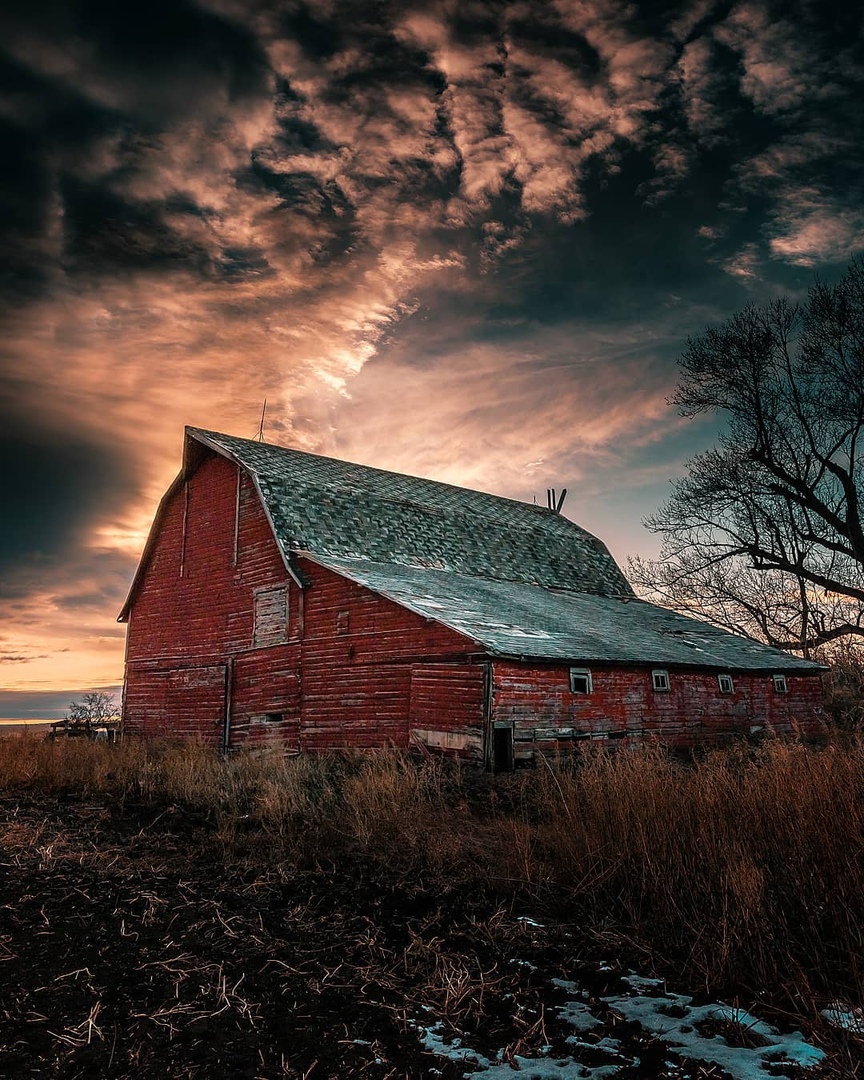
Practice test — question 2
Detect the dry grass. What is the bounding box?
[2,732,863,1018]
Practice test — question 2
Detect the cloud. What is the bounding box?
[0,410,140,578]
[0,0,862,695]
[295,315,692,499]
[767,196,864,267]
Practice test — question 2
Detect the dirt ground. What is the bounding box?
[0,792,855,1079]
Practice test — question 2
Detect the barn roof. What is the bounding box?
[306,555,823,672]
[188,427,632,596]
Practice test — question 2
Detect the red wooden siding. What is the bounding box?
[295,558,481,751]
[123,452,300,744]
[491,660,825,758]
[409,663,487,759]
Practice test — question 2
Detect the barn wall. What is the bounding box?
[122,467,482,750]
[296,559,482,751]
[123,452,300,745]
[409,662,487,759]
[491,660,825,760]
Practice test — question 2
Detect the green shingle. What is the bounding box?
[191,428,633,596]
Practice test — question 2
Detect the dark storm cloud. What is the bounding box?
[0,0,862,695]
[0,410,138,582]
[0,0,271,299]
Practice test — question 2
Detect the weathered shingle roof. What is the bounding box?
[307,556,823,671]
[190,427,632,596]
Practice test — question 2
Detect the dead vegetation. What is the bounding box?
[1,734,863,1075]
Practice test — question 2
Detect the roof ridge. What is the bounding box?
[188,426,576,526]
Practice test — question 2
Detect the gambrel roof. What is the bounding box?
[188,427,632,596]
[119,428,824,673]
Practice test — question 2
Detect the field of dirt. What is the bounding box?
[1,788,858,1079]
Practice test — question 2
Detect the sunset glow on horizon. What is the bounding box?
[1,0,862,716]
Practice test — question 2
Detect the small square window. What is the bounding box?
[718,674,734,694]
[264,712,284,723]
[570,668,593,694]
[253,586,288,647]
[652,669,670,692]
[772,674,788,694]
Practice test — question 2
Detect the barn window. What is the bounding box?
[570,668,593,694]
[336,610,350,635]
[652,669,670,692]
[264,712,284,723]
[773,673,788,694]
[718,674,734,694]
[253,586,288,647]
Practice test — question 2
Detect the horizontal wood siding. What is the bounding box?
[123,663,226,745]
[492,660,826,757]
[229,645,301,751]
[297,559,479,751]
[124,452,297,742]
[409,663,486,758]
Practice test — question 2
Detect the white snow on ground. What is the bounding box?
[607,974,825,1079]
[418,969,827,1079]
[822,1001,864,1035]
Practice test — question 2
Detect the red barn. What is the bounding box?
[119,428,825,767]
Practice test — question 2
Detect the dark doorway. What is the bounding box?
[492,725,514,772]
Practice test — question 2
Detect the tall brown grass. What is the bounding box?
[2,732,862,1013]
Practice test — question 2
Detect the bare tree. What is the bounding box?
[628,554,863,656]
[634,259,864,655]
[65,692,120,734]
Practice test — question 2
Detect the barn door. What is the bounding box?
[163,665,228,747]
[124,664,227,744]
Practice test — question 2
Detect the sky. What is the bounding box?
[1,0,862,717]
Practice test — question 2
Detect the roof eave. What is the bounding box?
[486,650,827,672]
[118,428,308,624]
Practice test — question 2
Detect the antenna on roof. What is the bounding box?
[556,488,567,514]
[255,398,267,442]
[546,487,568,513]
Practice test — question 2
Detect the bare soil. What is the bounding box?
[1,790,857,1079]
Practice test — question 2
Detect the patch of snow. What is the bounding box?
[417,1022,490,1068]
[419,969,826,1080]
[462,1054,627,1079]
[607,979,826,1079]
[822,1000,864,1034]
[557,998,604,1034]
